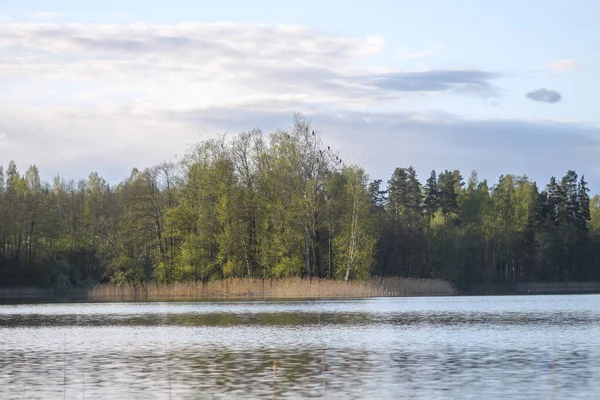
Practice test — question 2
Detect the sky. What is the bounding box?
[1,0,600,190]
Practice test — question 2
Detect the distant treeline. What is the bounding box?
[1,115,600,291]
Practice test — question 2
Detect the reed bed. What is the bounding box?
[88,277,456,301]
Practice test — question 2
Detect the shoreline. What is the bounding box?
[2,279,600,303]
[1,277,455,302]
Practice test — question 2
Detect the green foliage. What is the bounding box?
[1,116,599,289]
[271,255,304,278]
[333,166,377,281]
[50,260,73,295]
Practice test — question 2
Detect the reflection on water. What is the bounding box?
[1,296,599,399]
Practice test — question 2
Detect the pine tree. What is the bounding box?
[560,170,579,227]
[546,177,562,222]
[405,166,423,214]
[423,170,438,218]
[368,179,387,210]
[438,170,459,217]
[387,167,408,218]
[578,175,591,231]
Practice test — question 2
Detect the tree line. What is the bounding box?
[1,115,599,290]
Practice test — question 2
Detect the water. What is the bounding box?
[1,295,599,399]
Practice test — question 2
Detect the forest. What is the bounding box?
[1,115,599,291]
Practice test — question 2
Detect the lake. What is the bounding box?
[1,295,599,399]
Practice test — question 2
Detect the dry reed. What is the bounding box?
[88,277,456,301]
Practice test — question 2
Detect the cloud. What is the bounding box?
[3,21,594,190]
[0,22,382,63]
[0,107,197,182]
[357,70,502,97]
[22,11,63,20]
[526,88,562,104]
[0,22,383,110]
[2,104,600,192]
[0,21,501,110]
[297,111,600,191]
[546,59,581,73]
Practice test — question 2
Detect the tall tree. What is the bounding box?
[334,166,376,281]
[423,170,439,219]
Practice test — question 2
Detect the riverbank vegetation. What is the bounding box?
[88,277,455,300]
[1,115,600,293]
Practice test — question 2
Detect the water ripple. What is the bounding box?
[1,295,599,399]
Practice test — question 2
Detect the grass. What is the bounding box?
[88,277,456,301]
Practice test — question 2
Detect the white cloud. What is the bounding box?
[2,104,600,191]
[0,22,392,110]
[0,107,197,182]
[0,22,496,110]
[546,59,581,73]
[6,21,587,188]
[0,22,392,181]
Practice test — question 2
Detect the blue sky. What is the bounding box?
[1,0,600,190]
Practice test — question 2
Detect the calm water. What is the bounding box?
[1,295,599,399]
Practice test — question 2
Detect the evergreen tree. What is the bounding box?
[423,170,438,218]
[545,177,562,222]
[578,175,591,231]
[368,179,387,211]
[438,170,460,217]
[560,170,579,227]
